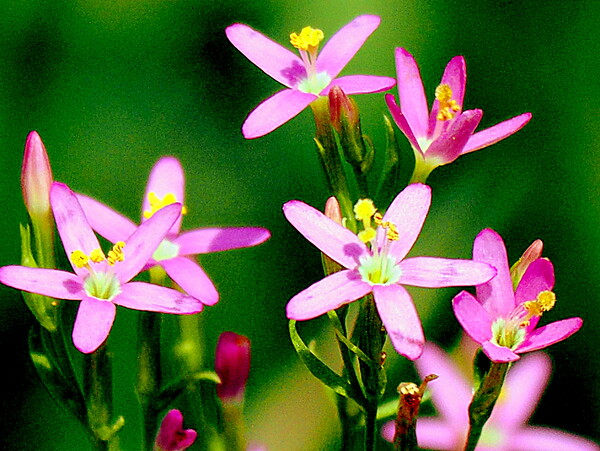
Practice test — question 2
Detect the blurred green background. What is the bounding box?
[0,0,598,449]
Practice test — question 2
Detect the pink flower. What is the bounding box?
[226,15,395,138]
[283,183,496,359]
[154,409,197,451]
[215,331,251,404]
[382,343,599,450]
[385,48,531,181]
[0,183,201,353]
[21,131,53,219]
[76,156,270,306]
[453,229,582,363]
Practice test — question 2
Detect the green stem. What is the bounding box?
[408,153,435,185]
[463,362,510,451]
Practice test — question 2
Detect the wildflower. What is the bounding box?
[226,15,395,138]
[215,331,251,404]
[385,48,532,182]
[382,343,600,450]
[76,156,270,306]
[283,183,496,359]
[154,409,197,451]
[0,183,202,353]
[453,229,582,363]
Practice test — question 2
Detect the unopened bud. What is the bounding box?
[153,410,197,451]
[329,85,359,133]
[215,331,251,404]
[510,239,544,289]
[322,197,344,276]
[22,131,53,219]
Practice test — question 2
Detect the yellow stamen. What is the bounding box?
[373,212,399,241]
[290,26,324,51]
[107,241,126,266]
[70,250,89,268]
[519,291,556,327]
[536,290,556,311]
[435,84,461,121]
[358,228,377,244]
[143,192,187,219]
[90,248,106,263]
[354,199,376,222]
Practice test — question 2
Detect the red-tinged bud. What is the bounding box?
[510,239,544,289]
[324,196,343,225]
[153,410,197,451]
[329,85,359,133]
[215,331,251,404]
[21,131,53,219]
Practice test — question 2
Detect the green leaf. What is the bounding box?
[327,310,377,370]
[156,371,221,412]
[289,320,364,407]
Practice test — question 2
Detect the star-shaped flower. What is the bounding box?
[76,156,270,306]
[453,228,582,363]
[283,183,496,359]
[382,343,599,450]
[0,182,201,353]
[385,48,532,182]
[226,15,395,138]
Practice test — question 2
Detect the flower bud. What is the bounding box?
[21,131,53,219]
[215,331,251,404]
[510,239,544,289]
[329,85,359,133]
[153,410,196,451]
[322,197,344,276]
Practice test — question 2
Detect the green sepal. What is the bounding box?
[20,224,59,331]
[155,370,221,412]
[289,320,365,407]
[28,324,87,424]
[376,115,401,205]
[360,134,375,175]
[472,348,492,391]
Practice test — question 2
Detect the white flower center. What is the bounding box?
[83,271,121,301]
[152,239,180,262]
[358,254,401,286]
[297,72,332,95]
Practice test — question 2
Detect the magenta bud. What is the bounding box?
[510,239,544,288]
[153,409,197,451]
[328,86,358,132]
[215,331,251,404]
[21,131,53,218]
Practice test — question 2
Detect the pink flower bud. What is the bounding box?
[510,239,544,288]
[328,85,359,132]
[153,410,197,451]
[21,131,53,218]
[215,331,251,403]
[324,196,342,225]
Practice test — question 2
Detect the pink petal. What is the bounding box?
[510,426,600,451]
[174,227,270,255]
[424,109,482,166]
[491,352,551,431]
[242,89,316,139]
[398,257,496,288]
[415,343,471,427]
[452,291,493,344]
[382,183,431,261]
[76,193,138,243]
[283,200,368,269]
[161,257,219,306]
[143,156,185,234]
[394,48,429,139]
[516,317,583,354]
[155,409,197,450]
[316,15,381,79]
[114,203,181,283]
[473,229,516,318]
[373,284,424,360]
[482,340,520,363]
[286,270,371,320]
[385,94,423,154]
[462,112,532,154]
[115,281,202,314]
[321,75,395,95]
[50,183,101,278]
[514,258,555,305]
[72,296,116,353]
[225,23,304,88]
[415,418,462,450]
[0,266,83,300]
[429,55,466,130]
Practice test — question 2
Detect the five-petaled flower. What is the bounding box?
[453,228,582,363]
[154,409,197,451]
[385,48,532,183]
[76,156,270,306]
[226,15,395,138]
[0,182,202,353]
[382,343,600,450]
[283,183,496,359]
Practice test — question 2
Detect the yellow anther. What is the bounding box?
[536,290,556,311]
[143,192,187,219]
[290,26,324,51]
[435,84,461,121]
[374,212,399,241]
[107,241,126,266]
[71,250,90,268]
[358,228,377,244]
[90,248,106,263]
[523,300,543,317]
[354,199,377,221]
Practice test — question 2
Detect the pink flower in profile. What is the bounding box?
[283,183,496,359]
[154,409,197,451]
[385,48,532,182]
[382,343,599,450]
[77,157,270,307]
[215,331,251,404]
[453,229,582,363]
[0,183,201,353]
[226,15,395,138]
